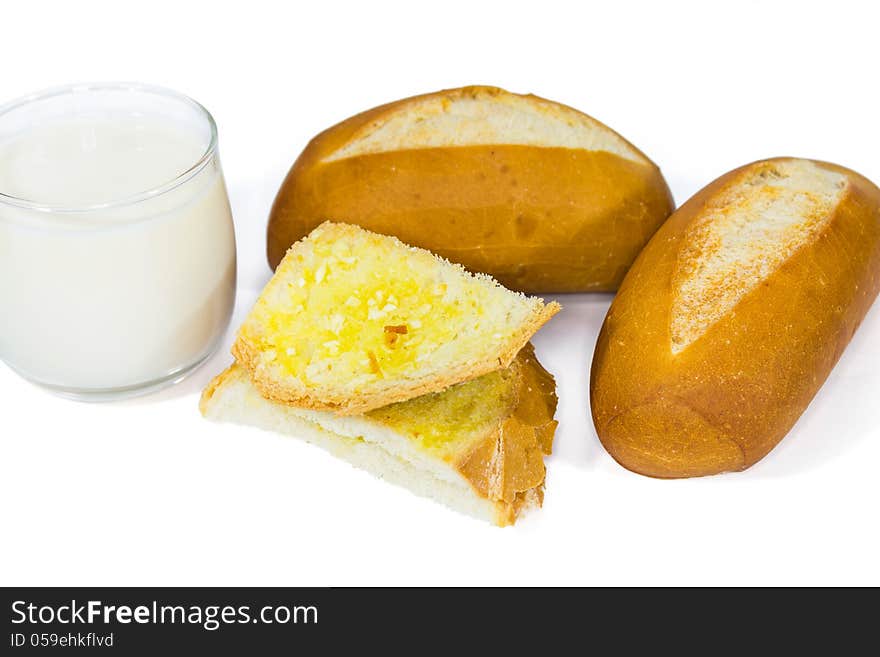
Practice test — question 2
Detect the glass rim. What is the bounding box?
[0,82,218,213]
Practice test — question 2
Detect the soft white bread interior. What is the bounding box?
[234,222,560,414]
[671,160,846,353]
[201,345,558,526]
[325,87,644,163]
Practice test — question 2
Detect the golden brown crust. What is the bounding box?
[590,157,880,478]
[198,365,238,416]
[267,85,673,293]
[513,342,559,454]
[456,344,557,525]
[492,488,544,528]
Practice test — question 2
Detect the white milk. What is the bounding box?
[0,105,236,397]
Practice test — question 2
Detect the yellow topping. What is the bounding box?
[367,365,517,458]
[238,223,536,390]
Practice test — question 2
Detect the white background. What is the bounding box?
[1,0,878,586]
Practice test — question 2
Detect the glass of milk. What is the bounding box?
[0,83,236,400]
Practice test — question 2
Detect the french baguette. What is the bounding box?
[267,86,674,293]
[590,157,880,478]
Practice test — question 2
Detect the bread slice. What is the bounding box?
[234,222,560,414]
[201,345,558,526]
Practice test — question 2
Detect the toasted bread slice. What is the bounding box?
[233,222,560,414]
[201,345,558,526]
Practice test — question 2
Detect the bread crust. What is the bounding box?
[455,344,557,521]
[267,85,673,293]
[590,157,880,478]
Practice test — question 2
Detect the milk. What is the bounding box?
[0,99,236,397]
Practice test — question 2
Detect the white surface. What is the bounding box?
[1,0,878,586]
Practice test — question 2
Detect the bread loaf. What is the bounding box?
[590,157,880,478]
[267,86,674,293]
